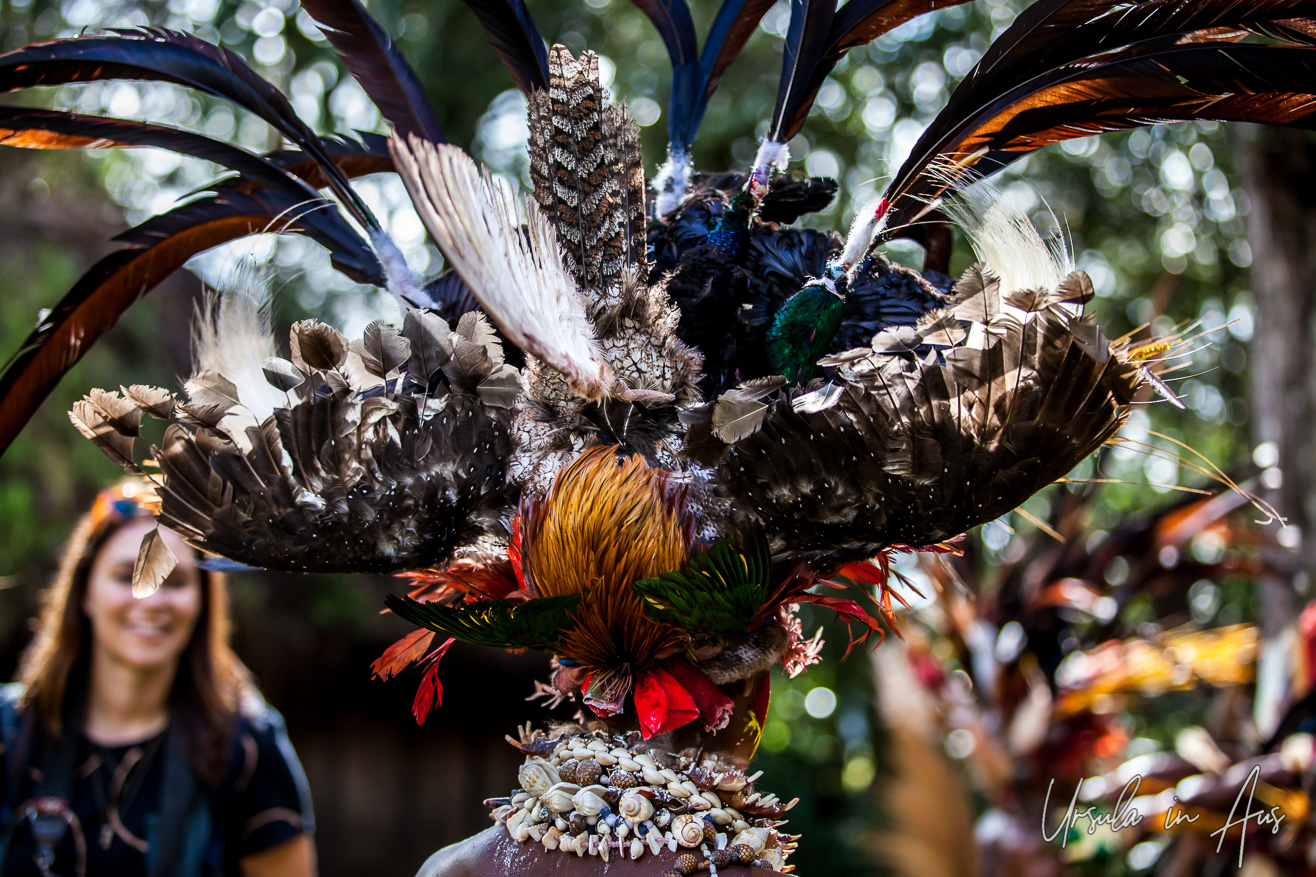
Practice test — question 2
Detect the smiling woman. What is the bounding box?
[0,481,316,877]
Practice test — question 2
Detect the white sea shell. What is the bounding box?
[634,753,657,769]
[518,758,561,796]
[574,832,588,857]
[672,813,706,848]
[630,838,644,860]
[571,788,608,817]
[641,766,666,785]
[731,827,769,853]
[507,810,530,842]
[618,790,655,822]
[542,826,562,850]
[761,848,785,870]
[542,784,579,813]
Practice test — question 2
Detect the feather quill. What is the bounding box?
[390,134,612,401]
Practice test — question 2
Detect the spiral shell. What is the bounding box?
[557,759,580,784]
[542,784,579,813]
[672,814,705,848]
[571,787,608,818]
[618,789,655,822]
[518,758,561,796]
[728,843,757,865]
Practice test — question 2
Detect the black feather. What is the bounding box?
[460,0,550,94]
[769,0,837,144]
[0,28,380,231]
[299,0,445,143]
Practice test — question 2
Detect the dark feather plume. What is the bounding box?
[769,0,837,144]
[885,43,1316,227]
[778,0,973,143]
[299,0,445,143]
[660,0,776,155]
[264,132,396,188]
[884,0,1316,227]
[460,0,550,94]
[0,28,379,231]
[0,107,324,196]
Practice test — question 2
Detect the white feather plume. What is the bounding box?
[191,280,284,423]
[391,134,612,401]
[935,170,1072,295]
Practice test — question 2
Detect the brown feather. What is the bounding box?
[521,447,689,672]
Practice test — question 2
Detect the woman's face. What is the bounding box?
[83,518,203,674]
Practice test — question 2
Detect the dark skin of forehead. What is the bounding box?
[415,827,781,877]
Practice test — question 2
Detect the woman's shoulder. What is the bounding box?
[220,696,315,858]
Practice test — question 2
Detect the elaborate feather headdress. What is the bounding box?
[3,0,1314,868]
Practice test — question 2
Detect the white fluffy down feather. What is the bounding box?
[391,134,612,402]
[191,283,284,423]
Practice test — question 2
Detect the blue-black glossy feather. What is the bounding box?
[666,0,776,154]
[299,0,445,143]
[769,0,837,143]
[0,28,379,231]
[461,0,550,94]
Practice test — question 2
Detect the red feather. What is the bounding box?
[371,628,436,680]
[411,637,456,724]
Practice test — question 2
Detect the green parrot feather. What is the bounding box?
[383,593,581,650]
[632,534,771,639]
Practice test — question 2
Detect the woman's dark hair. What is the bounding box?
[15,479,256,786]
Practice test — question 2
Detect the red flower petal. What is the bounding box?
[633,667,699,738]
[664,659,734,733]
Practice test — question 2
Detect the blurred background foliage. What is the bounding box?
[0,0,1296,875]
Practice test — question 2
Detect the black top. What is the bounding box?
[0,693,313,877]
